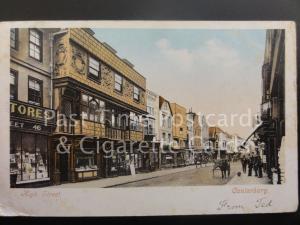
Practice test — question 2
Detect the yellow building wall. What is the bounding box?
[170,103,187,146]
[53,28,146,112]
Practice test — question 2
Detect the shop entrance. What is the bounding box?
[59,153,69,183]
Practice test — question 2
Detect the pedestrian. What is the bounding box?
[241,156,247,173]
[248,155,254,176]
[257,156,263,178]
[253,156,259,176]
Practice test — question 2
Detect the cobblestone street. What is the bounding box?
[52,161,266,188]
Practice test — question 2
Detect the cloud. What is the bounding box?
[155,38,242,73]
[155,38,194,71]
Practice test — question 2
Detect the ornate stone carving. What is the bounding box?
[54,43,67,76]
[123,79,133,98]
[101,64,113,88]
[140,91,146,105]
[71,46,86,75]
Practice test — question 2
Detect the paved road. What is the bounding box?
[115,162,242,187]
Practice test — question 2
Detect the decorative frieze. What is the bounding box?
[71,45,86,75]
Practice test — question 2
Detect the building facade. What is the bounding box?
[186,110,202,164]
[208,127,228,159]
[158,96,174,167]
[200,114,210,151]
[143,89,160,170]
[170,103,187,166]
[10,28,58,187]
[258,29,285,184]
[51,28,148,184]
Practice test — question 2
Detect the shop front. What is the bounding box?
[10,100,56,188]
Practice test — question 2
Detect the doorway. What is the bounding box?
[59,153,69,183]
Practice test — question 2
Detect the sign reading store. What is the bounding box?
[10,100,56,133]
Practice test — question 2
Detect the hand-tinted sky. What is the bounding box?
[93,28,266,138]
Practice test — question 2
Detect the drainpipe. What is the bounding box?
[49,29,68,109]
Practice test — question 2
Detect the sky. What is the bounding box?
[93,28,266,138]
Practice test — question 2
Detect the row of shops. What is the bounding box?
[9,98,209,188]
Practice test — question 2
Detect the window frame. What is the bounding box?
[10,28,18,50]
[10,69,18,100]
[87,55,101,82]
[28,29,43,62]
[28,76,43,106]
[133,85,140,102]
[80,93,105,124]
[114,72,123,93]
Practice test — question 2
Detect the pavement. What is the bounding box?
[227,169,270,185]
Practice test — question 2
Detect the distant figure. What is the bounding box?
[241,156,247,173]
[257,156,263,178]
[253,156,259,177]
[248,155,254,176]
[237,171,242,177]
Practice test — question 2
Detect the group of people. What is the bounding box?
[240,154,263,178]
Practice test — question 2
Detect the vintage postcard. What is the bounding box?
[0,21,297,216]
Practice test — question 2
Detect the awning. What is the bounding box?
[241,122,264,147]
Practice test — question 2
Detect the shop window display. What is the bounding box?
[10,131,49,183]
[75,152,97,171]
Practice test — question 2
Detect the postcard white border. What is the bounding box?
[0,21,297,216]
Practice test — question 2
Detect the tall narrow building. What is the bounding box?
[258,29,285,184]
[10,28,58,187]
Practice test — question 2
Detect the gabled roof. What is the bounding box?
[159,96,173,116]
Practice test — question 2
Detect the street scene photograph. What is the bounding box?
[9,27,285,188]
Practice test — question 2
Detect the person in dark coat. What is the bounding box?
[253,156,259,177]
[241,156,247,173]
[248,155,254,176]
[257,156,263,178]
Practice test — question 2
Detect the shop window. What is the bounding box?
[75,152,97,171]
[88,56,100,81]
[28,77,42,106]
[133,86,140,101]
[29,29,42,61]
[36,135,48,179]
[21,133,36,181]
[10,131,22,183]
[114,73,123,92]
[10,28,18,50]
[10,132,49,183]
[10,69,18,100]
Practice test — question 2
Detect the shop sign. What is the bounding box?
[10,118,53,133]
[10,100,56,126]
